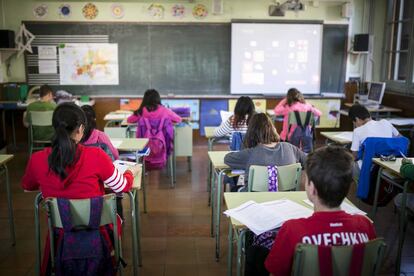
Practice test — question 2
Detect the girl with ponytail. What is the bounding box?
[22,102,140,199]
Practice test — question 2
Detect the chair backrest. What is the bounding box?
[44,194,117,229]
[247,163,302,192]
[292,238,386,276]
[84,142,115,161]
[288,111,315,127]
[28,110,54,127]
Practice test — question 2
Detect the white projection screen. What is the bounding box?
[231,23,323,95]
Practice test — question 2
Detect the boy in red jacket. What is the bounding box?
[264,146,376,276]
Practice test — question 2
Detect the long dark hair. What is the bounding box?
[48,103,86,180]
[232,96,255,129]
[286,88,305,106]
[80,105,96,143]
[134,89,161,116]
[243,113,280,148]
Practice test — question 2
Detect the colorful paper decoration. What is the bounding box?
[15,24,35,58]
[58,4,71,18]
[33,4,48,18]
[82,3,99,20]
[148,4,165,19]
[111,4,124,19]
[192,4,208,19]
[172,4,185,18]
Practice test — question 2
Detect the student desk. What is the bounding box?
[103,111,132,122]
[208,150,232,261]
[320,131,353,145]
[371,158,412,276]
[224,192,358,276]
[341,103,402,119]
[386,118,414,132]
[0,154,15,245]
[111,138,149,214]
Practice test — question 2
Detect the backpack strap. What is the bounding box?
[88,197,103,229]
[143,117,151,131]
[349,243,365,276]
[318,246,333,276]
[57,198,74,232]
[158,117,166,132]
[294,111,304,128]
[304,111,312,127]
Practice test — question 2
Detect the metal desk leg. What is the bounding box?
[215,170,225,261]
[236,229,248,276]
[395,180,409,276]
[210,169,216,238]
[34,193,42,276]
[208,159,212,206]
[2,110,6,141]
[370,167,383,219]
[3,164,15,245]
[134,190,142,267]
[227,221,234,276]
[11,111,16,147]
[207,138,214,193]
[139,156,147,214]
[127,191,139,276]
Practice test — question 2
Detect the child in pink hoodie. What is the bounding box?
[274,88,322,141]
[81,105,119,160]
[127,89,182,124]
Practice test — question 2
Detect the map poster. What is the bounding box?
[59,43,119,85]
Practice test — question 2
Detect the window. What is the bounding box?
[384,0,414,92]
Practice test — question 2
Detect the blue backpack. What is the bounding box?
[288,111,314,153]
[230,132,245,151]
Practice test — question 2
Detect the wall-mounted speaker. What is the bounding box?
[353,34,369,52]
[0,30,15,48]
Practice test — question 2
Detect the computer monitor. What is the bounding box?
[367,82,386,105]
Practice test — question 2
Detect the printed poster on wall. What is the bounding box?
[59,43,119,85]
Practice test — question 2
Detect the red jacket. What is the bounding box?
[21,144,133,198]
[264,211,376,276]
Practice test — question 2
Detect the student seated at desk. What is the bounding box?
[127,89,182,124]
[81,105,119,160]
[394,158,414,212]
[224,113,306,191]
[21,103,141,274]
[349,104,400,171]
[23,84,56,141]
[262,147,376,276]
[214,96,255,142]
[273,88,322,142]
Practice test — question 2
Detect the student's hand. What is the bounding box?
[127,164,141,176]
[402,158,413,165]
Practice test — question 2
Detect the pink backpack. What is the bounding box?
[140,117,168,169]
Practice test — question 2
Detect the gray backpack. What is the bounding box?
[288,111,314,153]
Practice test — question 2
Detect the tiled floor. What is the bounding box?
[0,143,413,275]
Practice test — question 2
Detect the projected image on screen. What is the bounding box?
[231,23,323,95]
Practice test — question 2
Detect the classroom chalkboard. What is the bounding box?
[24,22,347,96]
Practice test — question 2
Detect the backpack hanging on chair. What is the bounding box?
[288,111,314,153]
[138,117,170,170]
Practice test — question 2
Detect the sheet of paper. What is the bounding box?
[110,139,123,148]
[224,199,312,235]
[220,110,233,122]
[38,45,57,60]
[387,118,414,126]
[303,199,366,215]
[113,160,137,173]
[38,60,57,74]
[333,132,353,141]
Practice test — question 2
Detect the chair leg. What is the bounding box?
[187,156,192,172]
[34,193,42,276]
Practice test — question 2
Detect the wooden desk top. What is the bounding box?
[372,158,412,176]
[205,126,216,138]
[344,103,402,113]
[208,151,231,170]
[0,154,14,165]
[224,192,355,228]
[110,138,148,151]
[320,131,353,145]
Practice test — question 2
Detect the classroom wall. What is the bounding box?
[0,0,366,87]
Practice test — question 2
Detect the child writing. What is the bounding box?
[127,89,182,124]
[264,146,376,276]
[214,96,255,140]
[224,113,306,191]
[273,88,322,141]
[81,105,119,160]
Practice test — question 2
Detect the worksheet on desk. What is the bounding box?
[333,132,353,141]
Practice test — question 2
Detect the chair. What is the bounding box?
[28,110,54,155]
[43,194,123,275]
[292,238,386,276]
[247,163,302,192]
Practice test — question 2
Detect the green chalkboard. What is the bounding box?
[24,22,347,96]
